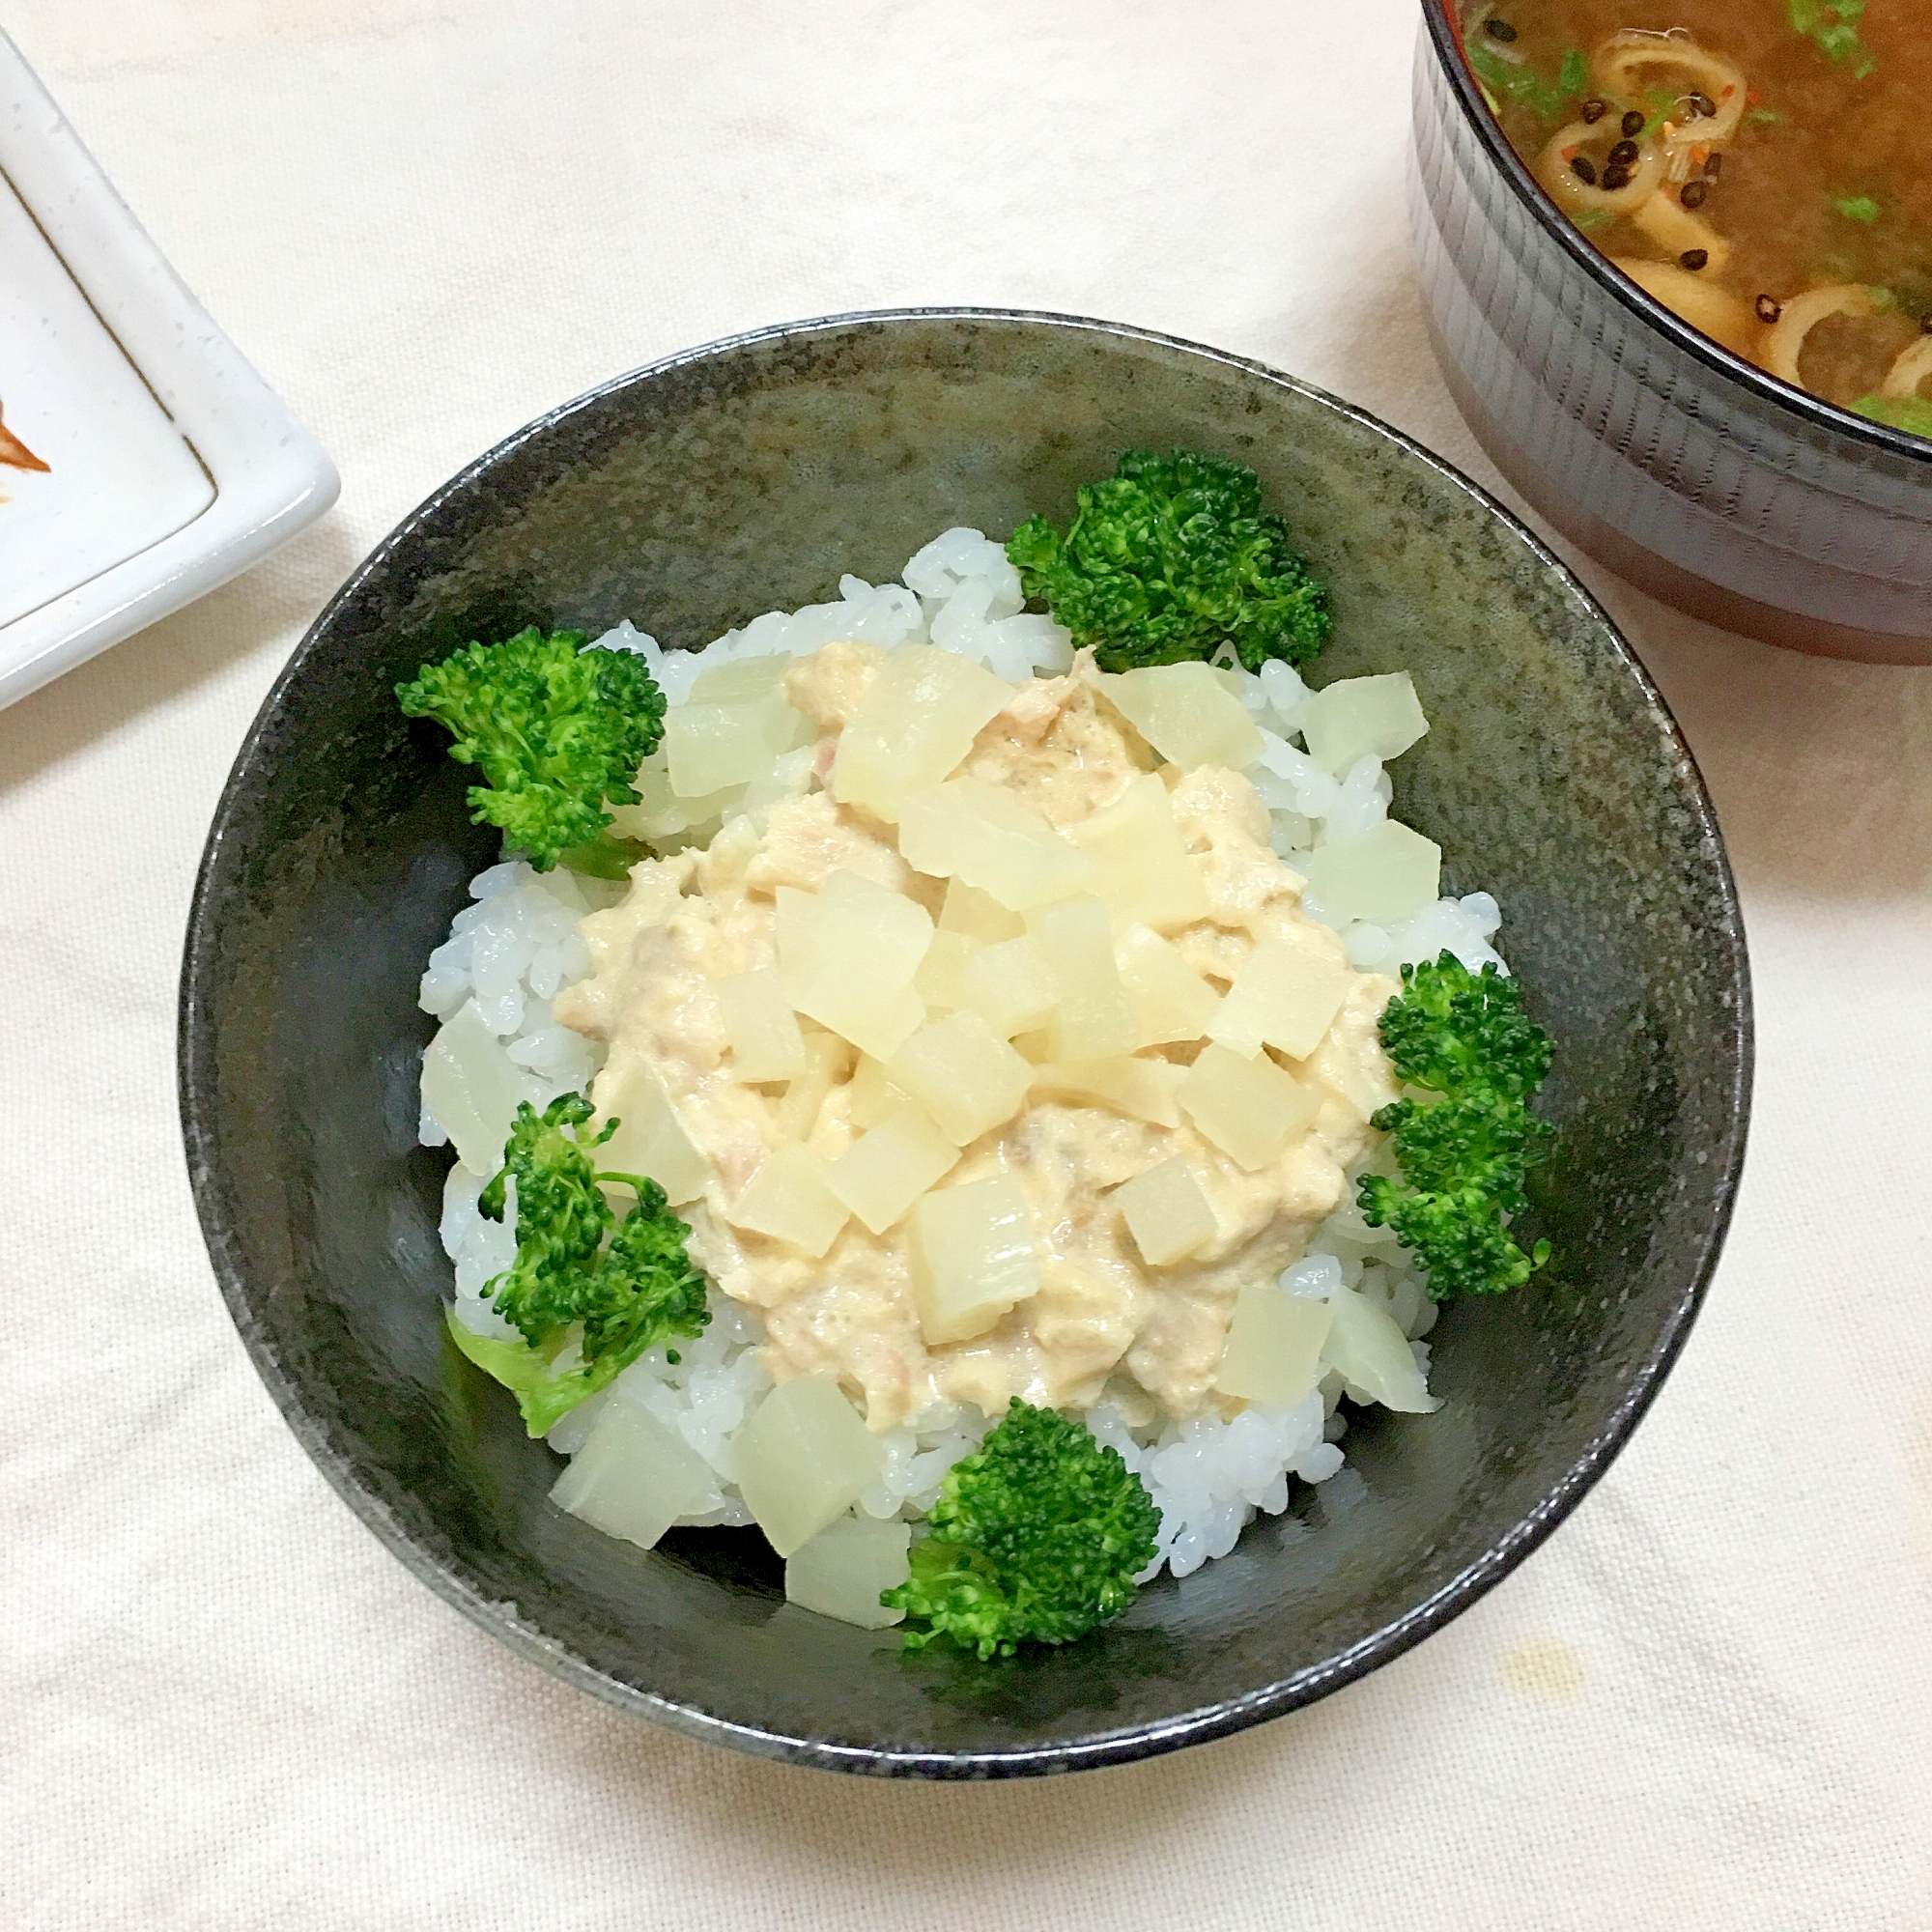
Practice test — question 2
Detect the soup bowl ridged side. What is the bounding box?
[1410,1,1932,664]
[180,308,1749,1775]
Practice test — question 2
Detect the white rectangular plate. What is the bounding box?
[0,31,338,707]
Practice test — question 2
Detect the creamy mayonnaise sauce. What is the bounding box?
[555,643,1397,1431]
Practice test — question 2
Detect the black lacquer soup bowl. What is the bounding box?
[1411,0,1932,663]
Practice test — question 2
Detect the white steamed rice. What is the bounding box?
[419,526,1503,1583]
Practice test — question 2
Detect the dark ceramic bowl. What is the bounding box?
[1411,2,1932,664]
[180,309,1749,1776]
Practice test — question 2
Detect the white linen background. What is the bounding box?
[3,1,1927,1924]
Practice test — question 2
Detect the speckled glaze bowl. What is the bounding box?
[180,309,1749,1776]
[1411,2,1932,664]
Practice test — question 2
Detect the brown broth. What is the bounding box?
[1462,1,1932,436]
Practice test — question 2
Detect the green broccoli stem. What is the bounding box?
[594,1169,651,1192]
[445,1311,646,1438]
[559,831,649,879]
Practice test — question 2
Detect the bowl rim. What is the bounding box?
[179,304,1753,1776]
[1418,0,1932,470]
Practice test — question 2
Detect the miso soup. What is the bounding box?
[1460,1,1932,440]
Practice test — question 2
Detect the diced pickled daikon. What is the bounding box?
[959,933,1058,1038]
[732,1374,886,1557]
[1300,672,1428,776]
[938,877,1025,944]
[718,967,807,1084]
[897,778,1094,911]
[889,1010,1034,1146]
[844,1054,912,1131]
[1115,923,1223,1046]
[1212,1284,1333,1407]
[1208,937,1351,1061]
[775,869,932,1061]
[775,1029,850,1142]
[550,1400,718,1550]
[1034,896,1138,1061]
[784,1514,912,1629]
[823,1105,959,1234]
[1031,1057,1184,1128]
[688,654,791,704]
[909,1173,1042,1345]
[1178,1042,1321,1171]
[1302,822,1441,926]
[1094,662,1264,771]
[830,645,1013,820]
[1068,775,1212,931]
[623,746,679,823]
[1321,1286,1440,1412]
[914,930,978,1010]
[420,998,540,1176]
[842,1059,900,1128]
[1114,1156,1216,1265]
[665,687,806,797]
[610,747,746,840]
[725,1145,850,1256]
[594,1059,709,1206]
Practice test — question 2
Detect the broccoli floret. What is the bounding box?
[1377,951,1553,1101]
[883,1400,1160,1659]
[478,1094,621,1345]
[1007,449,1332,673]
[469,1093,709,1434]
[1357,953,1554,1300]
[573,1184,710,1370]
[397,627,664,873]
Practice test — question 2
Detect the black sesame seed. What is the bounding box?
[1621,109,1645,137]
[1607,138,1639,167]
[1680,248,1709,271]
[1688,91,1717,117]
[1755,295,1781,323]
[1484,16,1518,40]
[1581,97,1608,124]
[1704,153,1722,179]
[1681,179,1709,210]
[1571,155,1599,185]
[1601,163,1632,190]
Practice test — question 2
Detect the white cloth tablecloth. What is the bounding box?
[4,3,1927,1924]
